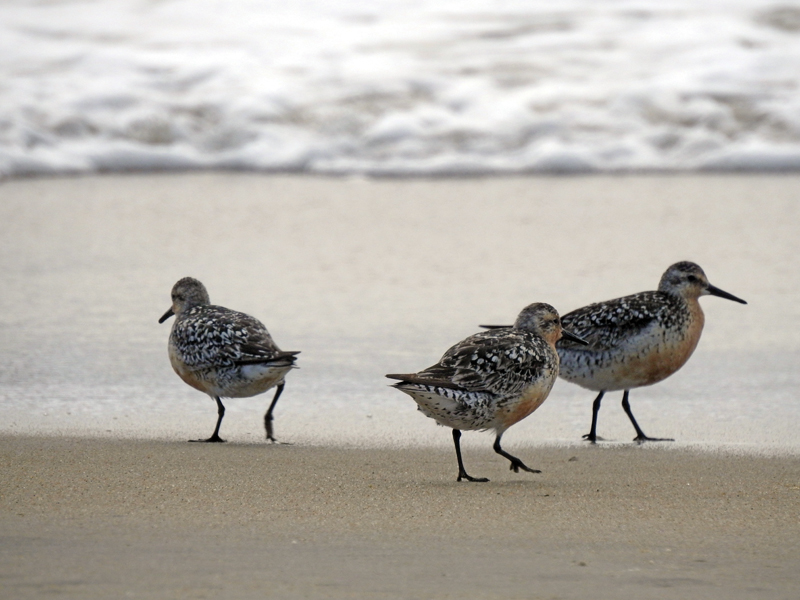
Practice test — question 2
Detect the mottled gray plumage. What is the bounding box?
[556,261,746,443]
[558,291,687,353]
[169,304,297,389]
[389,327,558,431]
[387,302,586,482]
[160,277,298,443]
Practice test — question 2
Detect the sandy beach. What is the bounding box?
[2,435,799,599]
[3,0,800,594]
[1,173,799,598]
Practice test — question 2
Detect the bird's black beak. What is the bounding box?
[561,329,589,345]
[158,308,175,324]
[706,284,747,305]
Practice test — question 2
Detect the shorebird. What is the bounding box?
[387,303,587,482]
[485,262,746,443]
[158,277,299,443]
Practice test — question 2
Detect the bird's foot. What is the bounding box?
[508,458,540,474]
[633,435,674,444]
[189,435,226,443]
[457,472,490,483]
[582,434,605,444]
[264,421,287,444]
[267,436,293,445]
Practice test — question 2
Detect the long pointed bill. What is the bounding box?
[561,329,589,345]
[158,307,175,324]
[706,284,747,304]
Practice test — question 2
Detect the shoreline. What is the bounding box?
[6,168,800,184]
[2,427,799,459]
[2,435,799,599]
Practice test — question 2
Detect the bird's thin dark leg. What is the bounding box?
[621,390,674,443]
[452,429,489,482]
[190,396,226,443]
[493,434,540,474]
[264,382,285,443]
[583,391,606,443]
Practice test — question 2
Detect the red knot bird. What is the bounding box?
[486,262,746,443]
[158,277,299,443]
[387,303,587,482]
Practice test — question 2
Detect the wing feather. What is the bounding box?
[172,305,296,369]
[404,329,553,396]
[558,291,681,351]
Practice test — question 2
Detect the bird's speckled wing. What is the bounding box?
[558,291,683,351]
[171,305,286,369]
[416,329,553,396]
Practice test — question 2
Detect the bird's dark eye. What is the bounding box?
[687,275,698,283]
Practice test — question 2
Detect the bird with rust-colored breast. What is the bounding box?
[483,262,746,443]
[159,277,299,443]
[388,303,587,482]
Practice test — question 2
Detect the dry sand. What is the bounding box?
[2,435,799,599]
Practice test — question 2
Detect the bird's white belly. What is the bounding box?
[169,349,291,398]
[213,364,292,398]
[400,387,497,431]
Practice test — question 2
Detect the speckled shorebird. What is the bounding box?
[387,303,587,482]
[158,277,299,443]
[481,262,747,443]
[558,262,746,442]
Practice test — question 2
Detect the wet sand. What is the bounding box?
[2,435,799,599]
[2,173,799,448]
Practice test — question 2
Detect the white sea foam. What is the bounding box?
[2,0,800,176]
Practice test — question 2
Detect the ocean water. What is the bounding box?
[2,174,798,454]
[2,0,800,177]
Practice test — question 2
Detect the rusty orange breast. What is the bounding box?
[169,346,211,394]
[500,382,552,429]
[617,299,705,387]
